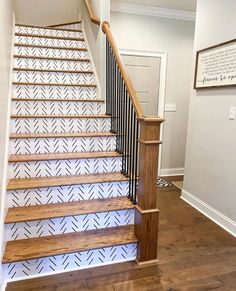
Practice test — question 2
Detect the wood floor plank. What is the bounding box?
[5,197,133,223]
[10,131,116,139]
[3,225,137,263]
[9,151,120,163]
[7,172,128,190]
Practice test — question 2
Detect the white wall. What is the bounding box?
[183,0,236,236]
[13,0,80,26]
[81,0,110,99]
[0,0,14,286]
[110,12,195,174]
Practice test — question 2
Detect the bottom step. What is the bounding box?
[3,226,137,281]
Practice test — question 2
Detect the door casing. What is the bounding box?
[119,49,167,175]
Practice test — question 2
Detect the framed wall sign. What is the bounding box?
[194,39,236,89]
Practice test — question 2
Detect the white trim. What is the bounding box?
[119,49,167,175]
[0,15,15,291]
[160,167,184,177]
[81,20,102,100]
[181,189,236,238]
[111,1,196,21]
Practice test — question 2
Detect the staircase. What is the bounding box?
[2,22,137,281]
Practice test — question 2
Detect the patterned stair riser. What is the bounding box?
[9,157,122,179]
[13,71,94,84]
[10,136,116,155]
[3,243,137,280]
[15,26,83,38]
[15,36,86,48]
[7,181,129,207]
[13,84,96,100]
[11,117,110,134]
[53,23,82,30]
[14,58,91,71]
[6,209,135,241]
[12,100,103,116]
[15,46,88,59]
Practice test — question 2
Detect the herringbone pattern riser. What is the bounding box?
[6,209,135,241]
[14,58,91,71]
[7,181,129,207]
[3,243,137,280]
[15,26,83,38]
[12,100,103,115]
[15,46,88,59]
[13,71,94,84]
[15,36,86,48]
[9,157,122,179]
[11,117,110,134]
[53,23,82,30]
[10,136,116,155]
[13,84,96,99]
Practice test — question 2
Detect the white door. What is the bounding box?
[121,54,161,116]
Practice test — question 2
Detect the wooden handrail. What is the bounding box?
[84,0,101,26]
[102,21,144,118]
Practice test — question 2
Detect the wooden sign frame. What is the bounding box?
[194,39,236,89]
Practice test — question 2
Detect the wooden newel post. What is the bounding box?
[135,116,164,265]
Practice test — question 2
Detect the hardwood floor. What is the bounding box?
[6,176,236,290]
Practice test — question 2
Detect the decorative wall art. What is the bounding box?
[194,39,236,89]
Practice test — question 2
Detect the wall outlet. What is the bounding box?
[229,106,236,120]
[165,103,176,112]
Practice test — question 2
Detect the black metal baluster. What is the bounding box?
[106,40,110,115]
[116,67,121,152]
[120,82,125,169]
[130,110,136,203]
[134,119,139,204]
[128,107,134,201]
[110,49,115,133]
[118,72,123,153]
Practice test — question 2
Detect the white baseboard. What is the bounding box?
[160,167,184,177]
[181,189,236,238]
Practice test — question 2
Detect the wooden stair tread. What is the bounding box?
[14,55,90,62]
[12,97,103,102]
[15,33,84,41]
[13,68,93,74]
[5,197,133,223]
[9,151,121,163]
[3,225,137,263]
[47,21,82,28]
[11,114,109,119]
[13,82,96,87]
[7,172,128,190]
[14,43,87,51]
[10,131,116,139]
[16,23,83,33]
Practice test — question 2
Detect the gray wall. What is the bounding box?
[13,0,80,26]
[0,0,13,284]
[183,0,236,234]
[110,12,195,174]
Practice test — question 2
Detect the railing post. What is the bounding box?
[135,116,164,265]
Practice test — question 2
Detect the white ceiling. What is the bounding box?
[114,0,197,12]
